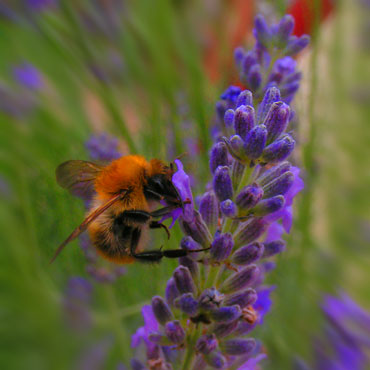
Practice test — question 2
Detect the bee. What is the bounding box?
[51,155,206,264]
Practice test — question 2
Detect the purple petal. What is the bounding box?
[166,159,194,225]
[236,353,267,370]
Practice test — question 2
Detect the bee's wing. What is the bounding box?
[50,190,129,264]
[56,160,104,199]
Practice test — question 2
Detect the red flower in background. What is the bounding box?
[203,0,335,84]
[287,0,335,36]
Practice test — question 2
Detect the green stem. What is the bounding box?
[235,164,253,196]
[181,324,201,370]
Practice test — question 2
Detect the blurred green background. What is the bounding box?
[0,0,369,369]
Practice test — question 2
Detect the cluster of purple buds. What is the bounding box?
[235,14,309,102]
[131,83,303,368]
[215,15,309,139]
[130,13,306,369]
[221,85,295,168]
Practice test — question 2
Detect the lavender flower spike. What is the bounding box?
[131,13,306,368]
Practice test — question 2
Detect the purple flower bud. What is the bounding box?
[231,160,245,186]
[220,85,242,103]
[224,109,235,127]
[211,320,238,338]
[285,71,302,84]
[236,90,253,108]
[257,87,281,124]
[252,195,285,216]
[234,47,245,68]
[232,242,264,265]
[205,351,226,369]
[210,142,229,174]
[221,265,260,293]
[216,101,227,122]
[254,14,272,47]
[236,184,264,209]
[179,256,199,278]
[262,171,294,198]
[234,105,255,140]
[263,240,286,258]
[199,191,219,232]
[247,64,262,91]
[165,320,185,344]
[228,135,245,160]
[257,161,291,186]
[196,334,218,355]
[241,51,258,75]
[220,199,237,218]
[173,266,196,294]
[224,288,258,308]
[220,338,256,356]
[261,135,295,164]
[209,305,241,323]
[199,288,225,310]
[213,166,233,202]
[210,233,234,262]
[234,218,267,246]
[180,210,213,247]
[174,293,199,316]
[280,81,300,97]
[263,101,290,143]
[165,277,180,306]
[180,236,199,251]
[151,296,173,325]
[243,125,267,159]
[285,35,310,56]
[276,15,295,45]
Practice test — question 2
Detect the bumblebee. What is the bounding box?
[51,155,205,264]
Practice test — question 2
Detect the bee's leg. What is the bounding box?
[150,205,181,218]
[130,228,164,263]
[149,221,170,239]
[132,244,211,263]
[120,210,152,223]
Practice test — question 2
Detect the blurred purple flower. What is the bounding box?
[62,277,93,333]
[314,293,370,370]
[26,0,57,12]
[13,63,43,90]
[85,133,121,161]
[76,337,112,370]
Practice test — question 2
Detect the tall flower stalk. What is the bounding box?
[131,15,308,369]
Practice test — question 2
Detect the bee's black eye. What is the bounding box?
[144,174,180,204]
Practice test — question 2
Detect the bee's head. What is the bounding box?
[145,160,183,207]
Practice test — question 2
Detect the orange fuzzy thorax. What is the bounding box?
[94,155,167,203]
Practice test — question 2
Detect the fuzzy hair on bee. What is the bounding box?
[51,155,208,264]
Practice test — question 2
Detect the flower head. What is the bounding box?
[131,14,306,369]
